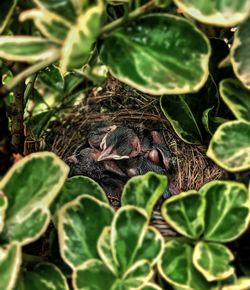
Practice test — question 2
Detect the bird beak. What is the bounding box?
[97,147,130,161]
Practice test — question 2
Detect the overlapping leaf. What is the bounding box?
[200,181,250,242]
[207,120,250,171]
[193,241,234,281]
[231,17,250,90]
[38,65,64,92]
[173,0,250,26]
[0,152,68,245]
[58,195,114,268]
[14,263,69,290]
[0,243,21,290]
[121,172,168,216]
[161,190,205,239]
[158,240,211,290]
[101,14,210,95]
[0,37,59,62]
[220,79,250,122]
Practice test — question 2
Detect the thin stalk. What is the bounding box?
[101,0,155,35]
[0,53,59,97]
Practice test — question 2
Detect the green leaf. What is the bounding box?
[0,194,8,233]
[26,110,55,139]
[161,190,205,239]
[0,152,68,245]
[200,180,250,242]
[231,17,250,90]
[207,120,250,172]
[58,195,114,269]
[111,206,149,275]
[202,107,221,136]
[60,2,104,73]
[140,283,163,290]
[0,242,21,290]
[0,0,17,34]
[173,0,250,26]
[160,77,219,144]
[38,65,64,92]
[51,176,108,221]
[73,259,116,290]
[20,8,71,44]
[101,14,210,95]
[33,0,78,23]
[222,278,250,290]
[193,241,234,282]
[14,263,69,290]
[121,172,168,216]
[220,79,250,122]
[158,240,211,290]
[0,37,59,62]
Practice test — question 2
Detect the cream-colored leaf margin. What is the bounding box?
[0,242,21,290]
[173,0,250,27]
[58,194,114,269]
[206,120,250,172]
[104,13,211,96]
[20,8,71,44]
[123,259,154,282]
[200,180,250,242]
[140,283,163,290]
[0,195,8,233]
[222,278,250,290]
[193,241,234,282]
[0,37,60,62]
[161,190,205,239]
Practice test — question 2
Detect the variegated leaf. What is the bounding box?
[231,17,250,89]
[101,14,210,95]
[14,263,69,290]
[0,0,17,34]
[173,0,250,26]
[158,240,211,290]
[0,152,68,245]
[73,259,116,290]
[140,283,163,290]
[58,195,114,269]
[20,9,71,44]
[222,278,250,290]
[121,172,168,216]
[207,120,250,172]
[111,206,149,275]
[0,243,21,290]
[60,2,104,73]
[220,79,250,122]
[51,176,108,222]
[161,190,205,239]
[0,37,59,62]
[200,180,250,242]
[38,65,65,92]
[33,0,77,23]
[0,194,8,233]
[193,241,234,281]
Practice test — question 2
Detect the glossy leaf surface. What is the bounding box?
[173,0,250,26]
[101,14,210,95]
[0,152,68,245]
[38,65,64,92]
[14,263,69,290]
[161,191,205,239]
[58,195,114,268]
[207,121,250,171]
[231,17,250,89]
[0,243,21,290]
[0,37,59,62]
[200,181,250,242]
[220,79,250,122]
[158,240,210,290]
[121,172,168,216]
[193,241,234,281]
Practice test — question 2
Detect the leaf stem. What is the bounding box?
[0,53,59,97]
[101,0,155,35]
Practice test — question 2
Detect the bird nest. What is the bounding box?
[42,77,225,235]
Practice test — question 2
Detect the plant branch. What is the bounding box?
[0,53,59,97]
[101,0,155,35]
